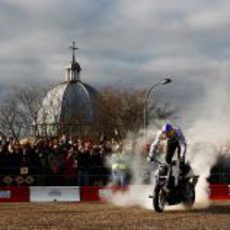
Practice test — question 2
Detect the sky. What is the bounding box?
[0,0,230,117]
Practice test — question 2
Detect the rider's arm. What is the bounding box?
[178,132,187,163]
[148,131,162,161]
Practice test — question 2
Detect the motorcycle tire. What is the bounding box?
[183,182,195,209]
[153,184,166,212]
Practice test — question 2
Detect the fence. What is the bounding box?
[0,184,230,202]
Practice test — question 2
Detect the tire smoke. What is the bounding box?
[107,77,230,210]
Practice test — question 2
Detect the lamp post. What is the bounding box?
[143,78,172,130]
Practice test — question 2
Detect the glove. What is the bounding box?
[147,156,154,163]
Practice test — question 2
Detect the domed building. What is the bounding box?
[36,42,100,137]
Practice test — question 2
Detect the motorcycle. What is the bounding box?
[149,158,199,212]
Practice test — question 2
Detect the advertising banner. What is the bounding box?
[30,186,80,202]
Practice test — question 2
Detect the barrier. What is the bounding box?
[0,184,229,202]
[80,186,128,202]
[209,184,230,200]
[0,186,30,202]
[81,185,230,202]
[30,186,80,202]
[80,186,101,201]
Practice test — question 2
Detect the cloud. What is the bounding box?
[187,1,230,30]
[0,0,230,115]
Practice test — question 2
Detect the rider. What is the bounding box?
[148,122,187,171]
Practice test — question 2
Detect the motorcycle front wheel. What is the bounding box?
[153,183,167,212]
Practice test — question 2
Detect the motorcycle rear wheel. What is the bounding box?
[183,183,195,209]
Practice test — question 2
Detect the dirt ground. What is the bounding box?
[0,201,229,230]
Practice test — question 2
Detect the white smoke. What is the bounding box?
[106,75,230,210]
[185,75,230,207]
[106,126,160,209]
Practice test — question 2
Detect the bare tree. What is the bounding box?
[0,83,175,140]
[0,97,26,140]
[96,86,175,139]
[0,83,50,138]
[14,83,50,136]
[15,84,46,121]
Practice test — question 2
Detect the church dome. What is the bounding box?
[36,42,99,136]
[37,81,98,124]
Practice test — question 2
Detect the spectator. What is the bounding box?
[76,141,91,186]
[110,144,130,186]
[0,134,114,186]
[62,146,77,185]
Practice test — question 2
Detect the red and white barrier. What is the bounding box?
[30,186,80,202]
[0,184,229,202]
[80,186,104,202]
[0,186,30,202]
[209,184,230,200]
[80,186,128,202]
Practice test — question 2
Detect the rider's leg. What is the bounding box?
[166,139,180,188]
[165,139,179,164]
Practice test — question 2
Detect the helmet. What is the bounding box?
[162,122,173,132]
[162,122,175,138]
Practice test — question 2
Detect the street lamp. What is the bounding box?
[143,78,172,130]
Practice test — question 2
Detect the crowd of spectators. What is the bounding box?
[0,134,122,186]
[1,133,229,186]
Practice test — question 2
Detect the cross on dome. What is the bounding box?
[69,41,79,63]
